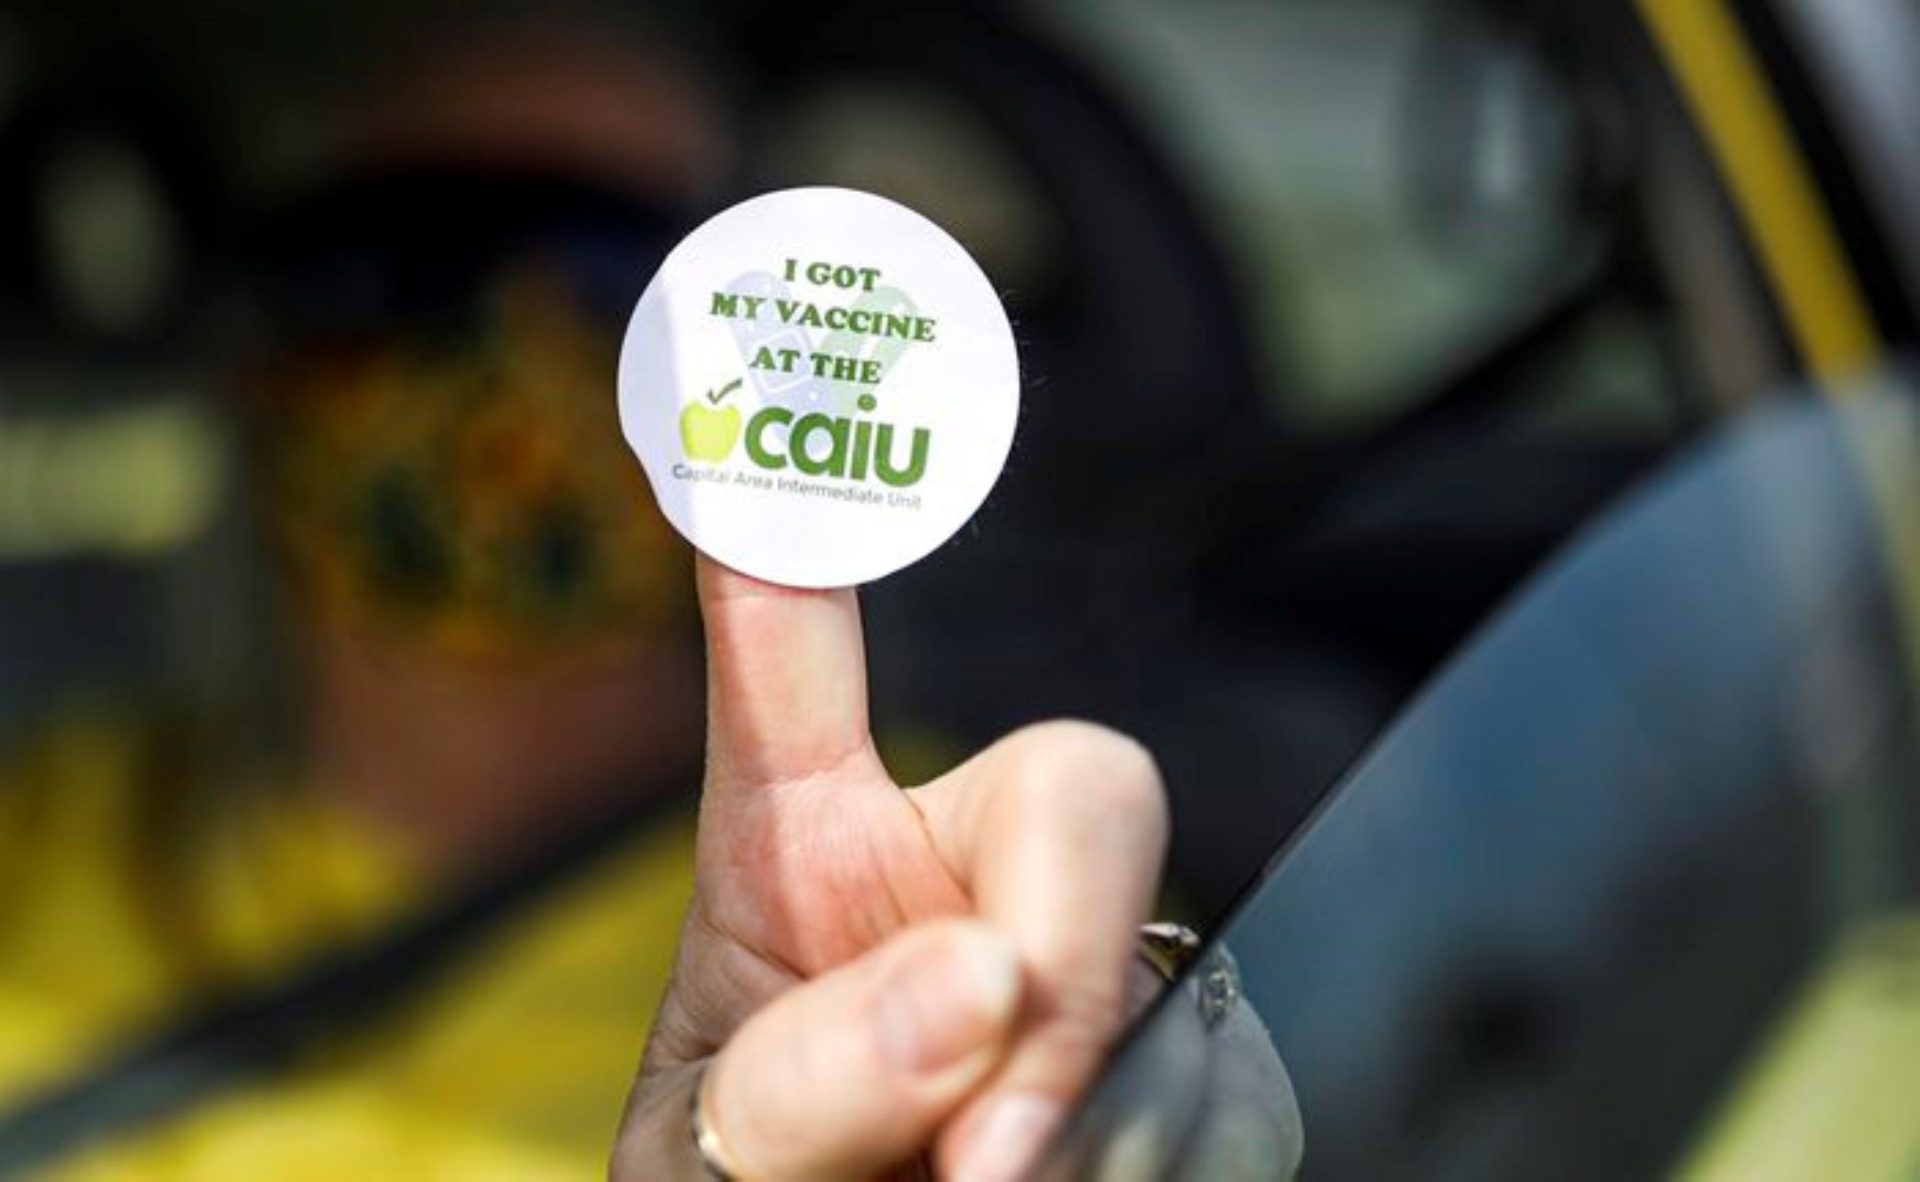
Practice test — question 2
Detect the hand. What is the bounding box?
[611,557,1168,1180]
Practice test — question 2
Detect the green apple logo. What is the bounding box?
[680,378,744,462]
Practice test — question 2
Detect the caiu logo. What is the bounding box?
[679,385,930,488]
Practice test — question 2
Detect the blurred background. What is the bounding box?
[0,0,1913,1177]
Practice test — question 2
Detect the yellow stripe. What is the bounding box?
[1641,6,1920,909]
[1636,0,1881,383]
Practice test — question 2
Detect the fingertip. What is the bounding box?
[941,1091,1067,1182]
[702,921,1026,1180]
[949,922,1024,1025]
[696,552,849,609]
[697,551,783,602]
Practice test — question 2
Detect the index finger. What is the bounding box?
[697,554,872,791]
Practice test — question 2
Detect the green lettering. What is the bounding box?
[791,413,849,477]
[874,425,930,487]
[851,419,874,480]
[745,408,792,469]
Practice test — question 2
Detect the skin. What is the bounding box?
[613,557,1169,1180]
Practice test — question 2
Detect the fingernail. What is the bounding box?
[876,926,1021,1073]
[951,1094,1064,1182]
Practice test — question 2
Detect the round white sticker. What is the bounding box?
[618,187,1020,588]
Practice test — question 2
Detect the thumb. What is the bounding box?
[701,920,1023,1181]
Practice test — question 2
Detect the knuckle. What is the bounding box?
[999,720,1167,837]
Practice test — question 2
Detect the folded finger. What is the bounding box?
[910,720,1169,1180]
[696,919,1024,1181]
